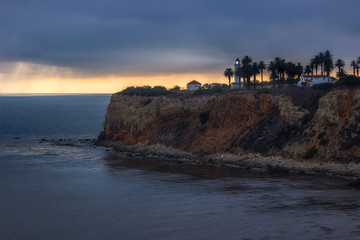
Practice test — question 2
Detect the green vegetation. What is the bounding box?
[303,146,318,159]
[224,50,359,89]
[119,86,171,96]
[241,56,253,88]
[229,56,304,89]
[199,111,211,124]
[334,75,360,88]
[194,85,223,95]
[170,85,180,91]
[335,59,346,79]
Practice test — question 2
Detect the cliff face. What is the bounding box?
[99,88,360,163]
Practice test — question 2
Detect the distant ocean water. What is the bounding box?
[1,94,360,240]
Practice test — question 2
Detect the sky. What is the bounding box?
[1,0,359,93]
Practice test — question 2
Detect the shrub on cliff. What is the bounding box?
[194,85,223,95]
[303,146,318,159]
[334,75,360,88]
[170,85,180,91]
[119,86,171,96]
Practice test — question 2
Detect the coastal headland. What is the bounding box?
[98,86,360,177]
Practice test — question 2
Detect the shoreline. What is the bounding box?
[97,140,360,179]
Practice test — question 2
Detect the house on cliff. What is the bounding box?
[298,74,337,87]
[187,80,202,90]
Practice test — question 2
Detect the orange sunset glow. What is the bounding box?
[0,73,227,94]
[0,62,236,93]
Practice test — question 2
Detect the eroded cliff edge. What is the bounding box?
[98,87,360,164]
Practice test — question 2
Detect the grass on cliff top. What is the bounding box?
[118,86,172,96]
[193,85,224,95]
[334,75,360,88]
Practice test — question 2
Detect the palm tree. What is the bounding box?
[296,63,303,80]
[357,57,360,77]
[241,56,253,88]
[318,52,325,75]
[267,61,277,86]
[311,57,320,75]
[323,50,334,76]
[285,62,297,85]
[351,60,357,76]
[310,61,315,75]
[274,57,281,79]
[224,68,234,87]
[304,65,312,75]
[252,62,260,88]
[274,57,286,83]
[335,59,345,78]
[258,61,266,88]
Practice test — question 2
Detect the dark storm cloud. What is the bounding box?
[1,0,359,75]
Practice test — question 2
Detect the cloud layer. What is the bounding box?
[1,0,359,76]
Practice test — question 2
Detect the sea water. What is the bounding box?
[0,94,360,240]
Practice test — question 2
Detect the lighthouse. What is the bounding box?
[229,58,242,89]
[234,58,240,83]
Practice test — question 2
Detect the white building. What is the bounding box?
[298,74,337,87]
[187,80,202,90]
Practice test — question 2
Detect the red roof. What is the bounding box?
[187,80,201,85]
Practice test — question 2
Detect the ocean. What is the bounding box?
[0,94,359,240]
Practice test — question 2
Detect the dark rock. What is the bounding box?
[97,131,107,142]
[348,178,360,188]
[266,165,289,175]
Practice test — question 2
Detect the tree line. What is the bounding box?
[224,51,360,88]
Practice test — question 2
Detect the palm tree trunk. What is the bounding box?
[228,76,231,88]
[321,64,323,75]
[261,71,263,88]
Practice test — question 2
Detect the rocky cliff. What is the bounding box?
[99,87,360,163]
